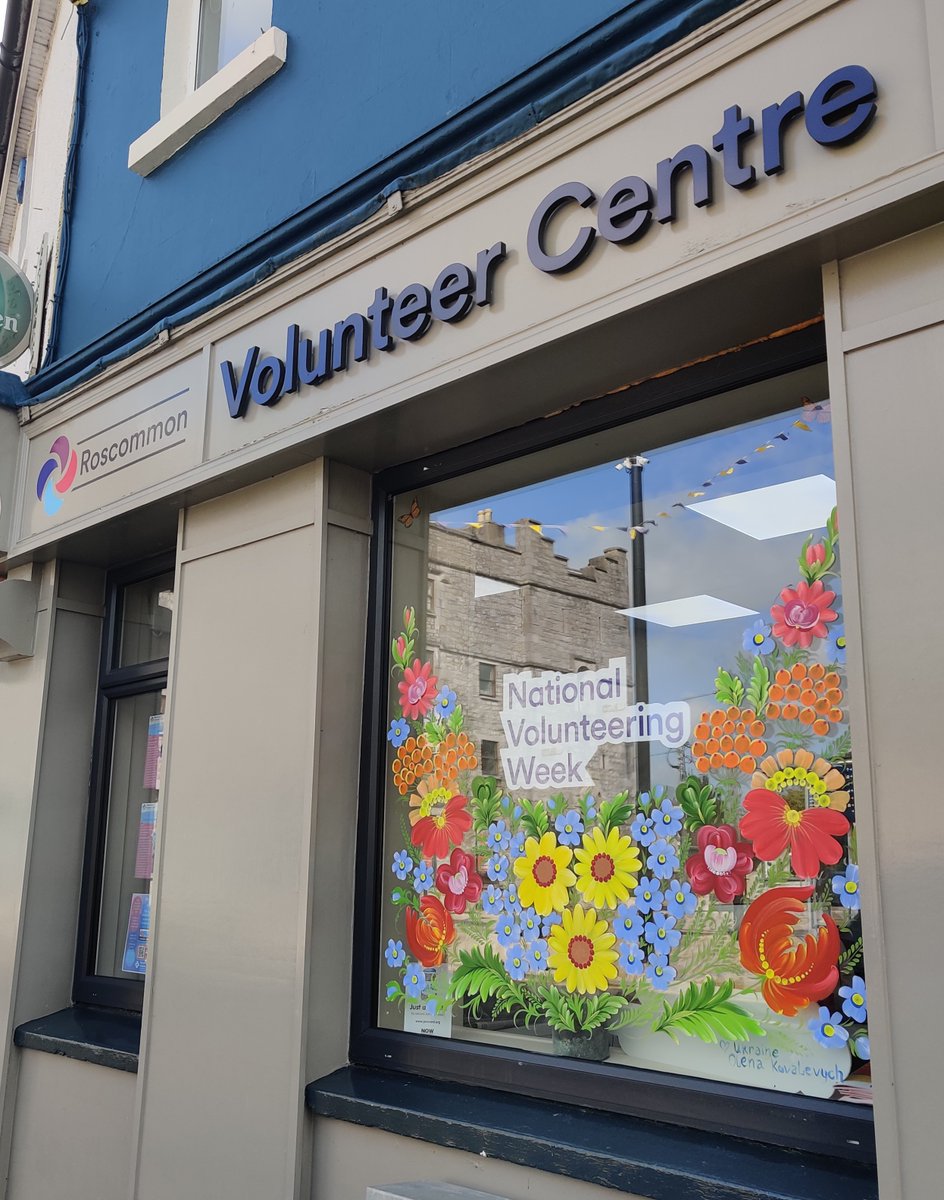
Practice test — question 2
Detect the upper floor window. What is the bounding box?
[129,0,285,177]
[196,0,272,87]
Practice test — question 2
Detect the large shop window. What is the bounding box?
[356,360,872,1154]
[75,558,174,1010]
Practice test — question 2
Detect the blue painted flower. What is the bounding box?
[433,685,457,718]
[852,1033,871,1061]
[508,832,526,861]
[631,811,657,846]
[503,883,522,914]
[526,938,549,972]
[518,907,542,943]
[839,975,867,1023]
[392,850,413,880]
[486,820,511,853]
[412,860,434,893]
[585,794,597,821]
[386,982,399,1000]
[505,942,529,981]
[387,718,410,748]
[496,915,521,947]
[486,854,509,883]
[482,884,505,915]
[403,963,427,999]
[832,863,861,910]
[634,877,663,914]
[647,838,679,880]
[743,619,775,656]
[513,804,523,821]
[546,795,558,812]
[646,953,677,990]
[426,998,439,1016]
[614,903,644,942]
[645,912,681,952]
[653,798,683,839]
[541,911,562,938]
[384,939,406,968]
[555,809,584,847]
[666,879,697,920]
[808,1007,849,1048]
[619,941,645,975]
[827,623,847,664]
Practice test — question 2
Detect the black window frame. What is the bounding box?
[74,553,174,1011]
[350,324,876,1164]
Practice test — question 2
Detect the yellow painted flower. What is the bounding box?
[547,905,619,995]
[573,825,642,909]
[752,748,849,812]
[513,832,575,916]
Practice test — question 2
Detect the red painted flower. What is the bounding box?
[739,885,840,1015]
[740,788,849,879]
[411,792,472,860]
[770,579,838,648]
[435,848,483,914]
[398,659,438,720]
[405,894,456,967]
[684,824,754,902]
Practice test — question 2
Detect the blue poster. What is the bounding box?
[122,892,151,974]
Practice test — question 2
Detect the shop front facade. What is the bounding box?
[1,2,943,1198]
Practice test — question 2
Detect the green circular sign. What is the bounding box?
[0,252,35,368]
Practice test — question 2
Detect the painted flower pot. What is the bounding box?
[551,1026,611,1061]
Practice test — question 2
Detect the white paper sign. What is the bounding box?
[499,657,690,789]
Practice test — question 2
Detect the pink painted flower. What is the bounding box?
[685,824,754,902]
[805,543,826,567]
[770,580,837,648]
[398,659,438,719]
[435,848,483,914]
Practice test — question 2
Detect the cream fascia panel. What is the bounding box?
[129,1,284,177]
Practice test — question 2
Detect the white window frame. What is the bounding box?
[128,0,286,177]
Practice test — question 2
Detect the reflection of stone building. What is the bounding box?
[427,510,635,802]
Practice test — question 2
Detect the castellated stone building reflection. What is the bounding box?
[426,508,637,802]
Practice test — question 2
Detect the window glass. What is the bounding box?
[196,0,271,86]
[378,368,870,1105]
[117,570,174,667]
[95,690,164,977]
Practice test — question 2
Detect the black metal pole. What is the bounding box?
[629,458,650,793]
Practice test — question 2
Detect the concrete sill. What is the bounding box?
[14,1005,141,1073]
[307,1066,878,1200]
[129,27,287,177]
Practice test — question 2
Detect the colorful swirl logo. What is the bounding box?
[36,435,78,516]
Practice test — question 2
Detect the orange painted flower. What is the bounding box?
[692,707,767,775]
[765,663,844,734]
[405,894,456,967]
[740,788,849,878]
[739,885,840,1015]
[392,735,434,795]
[752,749,849,812]
[411,791,472,860]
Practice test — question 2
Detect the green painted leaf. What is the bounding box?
[600,791,633,834]
[652,979,765,1045]
[676,775,719,832]
[715,668,744,706]
[519,797,549,840]
[746,657,770,714]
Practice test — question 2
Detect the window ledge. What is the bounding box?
[307,1067,878,1200]
[129,26,287,177]
[14,1006,140,1073]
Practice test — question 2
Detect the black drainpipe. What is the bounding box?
[0,0,33,192]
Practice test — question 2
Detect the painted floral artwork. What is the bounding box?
[381,506,869,1098]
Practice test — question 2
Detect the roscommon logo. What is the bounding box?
[36,435,78,515]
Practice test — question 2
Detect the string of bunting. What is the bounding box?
[427,399,830,541]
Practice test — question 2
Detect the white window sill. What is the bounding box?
[129,26,287,177]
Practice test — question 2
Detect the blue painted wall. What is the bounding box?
[42,0,745,397]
